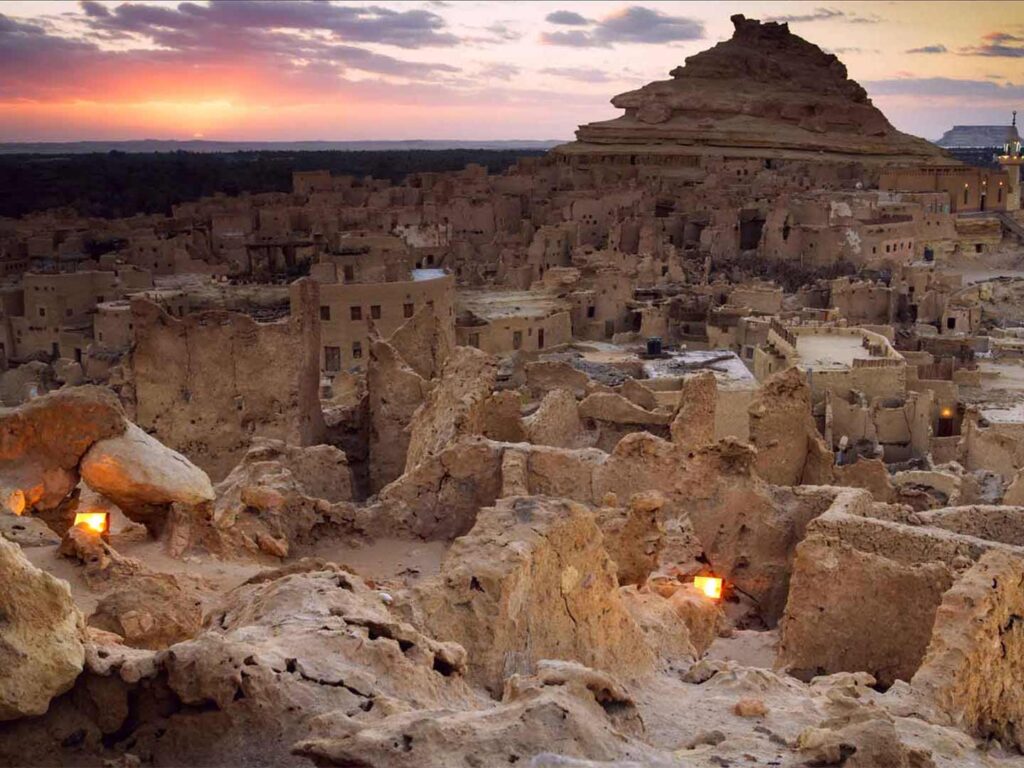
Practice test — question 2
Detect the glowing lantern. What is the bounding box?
[693,575,723,600]
[940,406,954,419]
[73,511,110,536]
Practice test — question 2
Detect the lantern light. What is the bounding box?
[73,511,110,536]
[694,575,723,600]
[940,406,954,419]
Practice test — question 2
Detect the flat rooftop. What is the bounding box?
[795,333,867,370]
[458,290,571,321]
[411,268,447,282]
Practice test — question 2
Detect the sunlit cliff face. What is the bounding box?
[0,1,1020,142]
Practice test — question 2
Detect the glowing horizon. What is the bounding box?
[1,1,1021,144]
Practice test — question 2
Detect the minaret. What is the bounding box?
[998,110,1022,210]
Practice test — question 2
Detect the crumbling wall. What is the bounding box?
[778,503,1024,687]
[407,496,654,694]
[404,346,498,473]
[911,550,1024,750]
[748,367,833,486]
[131,283,325,481]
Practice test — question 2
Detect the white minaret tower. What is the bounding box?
[998,110,1022,210]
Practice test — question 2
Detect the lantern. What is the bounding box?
[73,511,110,537]
[693,575,723,600]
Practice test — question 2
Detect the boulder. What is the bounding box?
[0,536,86,720]
[154,567,481,765]
[88,572,203,650]
[80,422,214,527]
[406,496,653,693]
[0,386,125,513]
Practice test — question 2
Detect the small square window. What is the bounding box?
[350,306,362,321]
[352,341,363,359]
[38,307,45,317]
[587,306,596,319]
[512,330,523,350]
[343,265,355,282]
[371,305,381,320]
[403,303,414,318]
[320,306,331,321]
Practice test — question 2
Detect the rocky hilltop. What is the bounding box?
[557,14,952,164]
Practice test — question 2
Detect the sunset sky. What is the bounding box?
[1,1,1022,143]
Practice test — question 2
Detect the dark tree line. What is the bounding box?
[0,149,548,220]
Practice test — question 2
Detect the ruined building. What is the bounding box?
[2,14,1024,768]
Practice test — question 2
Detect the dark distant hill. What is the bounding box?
[0,139,563,156]
[0,148,552,219]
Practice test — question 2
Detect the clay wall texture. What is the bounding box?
[131,280,325,480]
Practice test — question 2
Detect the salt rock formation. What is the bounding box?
[912,550,1024,749]
[80,422,215,526]
[0,386,125,513]
[558,14,949,164]
[88,572,202,650]
[406,496,653,694]
[748,367,833,486]
[294,661,653,767]
[404,345,498,473]
[0,536,86,720]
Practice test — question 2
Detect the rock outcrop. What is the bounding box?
[556,14,950,165]
[80,422,215,530]
[294,661,651,767]
[0,386,125,514]
[0,536,86,720]
[88,572,203,650]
